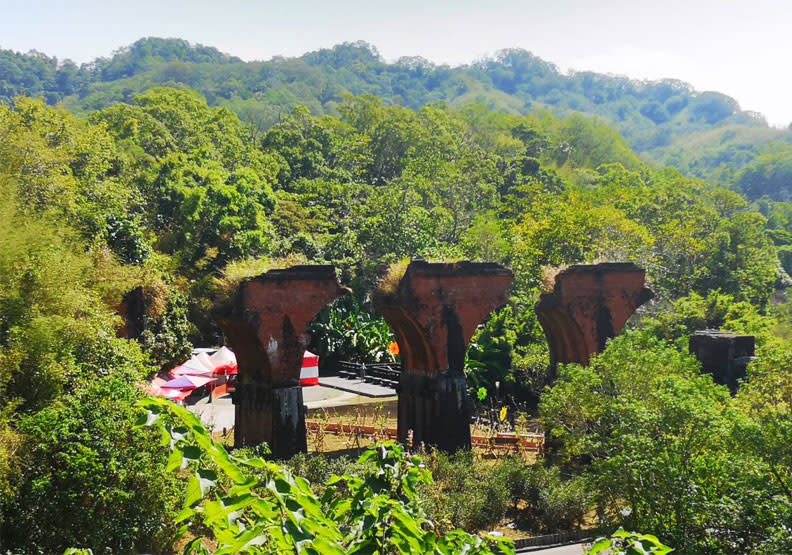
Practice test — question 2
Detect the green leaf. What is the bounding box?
[391,509,425,544]
[227,476,258,497]
[184,475,203,507]
[308,537,347,555]
[182,537,208,554]
[182,445,201,462]
[175,506,195,524]
[197,468,218,495]
[133,410,154,428]
[612,528,630,539]
[586,537,612,554]
[158,424,171,447]
[215,525,268,554]
[166,447,184,472]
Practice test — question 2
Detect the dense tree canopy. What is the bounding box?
[1,80,791,553]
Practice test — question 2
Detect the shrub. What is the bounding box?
[423,451,511,533]
[138,397,513,554]
[424,453,589,536]
[497,459,589,534]
[0,373,181,553]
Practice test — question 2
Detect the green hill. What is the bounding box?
[3,37,792,191]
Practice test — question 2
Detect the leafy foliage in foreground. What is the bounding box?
[541,331,792,554]
[585,528,673,555]
[138,396,513,554]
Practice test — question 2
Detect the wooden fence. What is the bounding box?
[304,420,544,454]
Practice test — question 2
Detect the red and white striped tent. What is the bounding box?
[145,347,320,402]
[301,350,319,386]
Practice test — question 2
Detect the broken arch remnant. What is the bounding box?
[374,260,514,452]
[536,263,653,372]
[214,265,349,458]
[690,330,756,394]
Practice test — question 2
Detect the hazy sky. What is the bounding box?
[2,0,791,126]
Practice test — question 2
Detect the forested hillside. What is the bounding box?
[1,73,792,552]
[4,37,792,196]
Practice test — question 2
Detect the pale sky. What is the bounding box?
[2,0,791,126]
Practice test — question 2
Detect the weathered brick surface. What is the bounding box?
[375,260,513,451]
[215,265,348,456]
[536,263,653,371]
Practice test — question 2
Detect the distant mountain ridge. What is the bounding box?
[2,37,791,183]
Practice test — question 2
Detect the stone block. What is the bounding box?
[689,330,756,393]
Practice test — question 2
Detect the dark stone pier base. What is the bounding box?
[690,330,756,393]
[398,370,471,451]
[232,383,308,457]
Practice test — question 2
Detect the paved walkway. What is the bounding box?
[319,376,396,397]
[521,543,584,554]
[187,384,397,431]
[188,395,235,432]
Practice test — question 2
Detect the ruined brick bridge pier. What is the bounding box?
[535,263,653,377]
[214,265,349,459]
[374,261,514,452]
